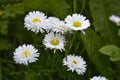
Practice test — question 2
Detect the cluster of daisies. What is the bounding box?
[13,11,108,80]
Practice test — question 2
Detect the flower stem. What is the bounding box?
[65,31,77,56]
[0,63,2,80]
[65,0,77,56]
[80,0,86,13]
[73,0,77,13]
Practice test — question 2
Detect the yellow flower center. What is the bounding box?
[22,50,30,58]
[32,18,41,23]
[50,39,59,45]
[72,60,78,64]
[0,10,3,16]
[73,21,81,27]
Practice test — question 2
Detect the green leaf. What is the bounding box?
[99,45,119,56]
[45,0,69,19]
[80,29,115,79]
[110,56,120,61]
[3,0,69,19]
[22,0,45,11]
[99,45,120,61]
[89,0,120,45]
[23,0,69,19]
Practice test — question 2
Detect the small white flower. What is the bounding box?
[13,44,40,65]
[44,17,60,31]
[109,15,120,26]
[45,17,71,34]
[65,13,90,34]
[90,76,108,80]
[63,54,87,75]
[52,20,71,34]
[24,11,47,33]
[43,32,65,53]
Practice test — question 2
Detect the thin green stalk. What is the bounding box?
[73,0,77,13]
[25,65,31,80]
[65,0,77,56]
[0,63,2,80]
[68,72,72,80]
[80,0,86,13]
[65,31,77,56]
[79,48,85,55]
[51,53,57,69]
[115,62,120,79]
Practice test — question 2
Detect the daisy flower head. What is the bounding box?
[43,32,65,53]
[52,20,71,34]
[65,13,90,34]
[24,11,47,33]
[109,15,120,26]
[13,44,40,65]
[63,54,87,75]
[44,17,60,32]
[90,76,108,80]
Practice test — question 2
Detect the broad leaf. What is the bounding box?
[44,0,69,19]
[4,0,69,19]
[99,45,120,61]
[99,45,119,56]
[110,56,120,61]
[80,29,115,79]
[89,0,120,46]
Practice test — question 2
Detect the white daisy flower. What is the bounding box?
[52,20,71,34]
[44,17,60,31]
[45,17,71,34]
[109,15,120,26]
[24,11,47,33]
[13,44,40,65]
[63,54,87,75]
[90,76,108,80]
[65,13,90,34]
[43,32,65,53]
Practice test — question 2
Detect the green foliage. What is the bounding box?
[0,0,120,80]
[0,38,13,50]
[25,70,38,80]
[0,21,8,35]
[3,0,69,19]
[118,29,120,36]
[99,45,120,61]
[80,29,115,79]
[0,63,2,80]
[89,0,120,45]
